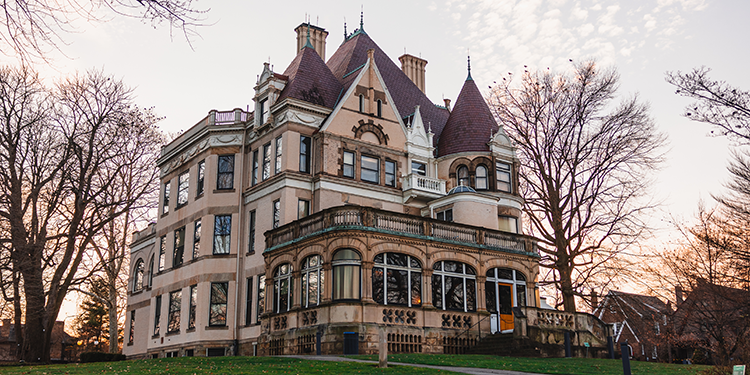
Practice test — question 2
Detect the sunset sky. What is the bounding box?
[6,0,749,316]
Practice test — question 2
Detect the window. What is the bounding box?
[262,143,271,180]
[188,285,197,330]
[273,264,293,313]
[248,210,256,254]
[373,253,422,307]
[298,199,310,219]
[177,171,189,207]
[217,155,235,190]
[252,150,259,185]
[376,99,382,117]
[209,282,228,326]
[299,136,311,174]
[162,181,170,215]
[213,215,231,254]
[457,166,469,187]
[260,98,269,124]
[361,155,379,183]
[301,255,324,308]
[207,348,225,357]
[168,290,181,333]
[193,219,201,259]
[148,255,154,287]
[436,209,453,222]
[498,216,518,234]
[485,268,527,314]
[343,151,355,178]
[173,227,185,267]
[196,160,205,196]
[476,165,488,190]
[158,236,166,272]
[186,349,194,357]
[332,249,361,300]
[128,310,135,344]
[411,161,426,176]
[245,277,253,326]
[496,161,511,193]
[133,259,144,292]
[358,94,365,112]
[274,136,282,174]
[385,160,396,187]
[273,200,280,229]
[432,261,477,312]
[257,275,266,322]
[153,295,162,336]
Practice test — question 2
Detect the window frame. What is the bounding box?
[260,98,269,124]
[373,253,422,307]
[252,149,259,186]
[359,94,365,112]
[436,208,453,222]
[257,275,266,322]
[248,210,256,254]
[162,181,170,215]
[297,199,310,220]
[245,277,253,326]
[173,227,185,267]
[342,150,355,178]
[128,310,135,344]
[385,160,396,187]
[411,161,427,176]
[498,216,519,234]
[153,295,162,336]
[272,200,280,229]
[485,268,527,313]
[376,99,382,117]
[209,282,228,327]
[360,154,380,184]
[167,290,181,333]
[432,260,477,312]
[158,236,166,272]
[301,255,324,308]
[262,143,272,181]
[213,215,231,255]
[457,165,470,187]
[188,285,197,330]
[273,264,293,314]
[476,165,488,190]
[176,170,189,208]
[217,155,235,190]
[496,161,512,193]
[133,259,144,292]
[148,255,154,288]
[196,160,205,197]
[332,249,362,301]
[274,136,283,174]
[192,219,201,259]
[299,135,311,174]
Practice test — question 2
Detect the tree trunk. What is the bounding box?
[558,254,577,312]
[108,282,118,353]
[12,270,23,360]
[19,265,47,362]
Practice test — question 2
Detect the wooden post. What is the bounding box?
[378,329,387,368]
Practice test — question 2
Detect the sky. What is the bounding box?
[4,0,749,318]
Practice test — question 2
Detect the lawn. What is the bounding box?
[351,353,712,375]
[0,356,459,375]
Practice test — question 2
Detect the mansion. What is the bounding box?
[124,20,545,358]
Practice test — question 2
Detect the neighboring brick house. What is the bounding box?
[0,319,76,362]
[594,291,671,361]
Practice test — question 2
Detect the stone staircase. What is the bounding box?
[465,333,542,357]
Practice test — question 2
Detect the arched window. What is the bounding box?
[373,253,422,307]
[147,255,155,288]
[133,259,144,292]
[301,255,324,308]
[376,99,383,117]
[273,264,293,313]
[457,166,470,187]
[332,249,361,300]
[476,165,488,190]
[359,95,365,112]
[432,261,476,312]
[485,268,527,314]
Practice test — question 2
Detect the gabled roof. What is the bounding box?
[437,77,499,157]
[276,45,343,109]
[595,290,671,321]
[326,32,449,136]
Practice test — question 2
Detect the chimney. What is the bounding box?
[399,54,428,93]
[675,285,683,304]
[443,98,451,111]
[295,23,329,61]
[591,290,599,311]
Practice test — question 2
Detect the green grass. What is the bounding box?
[351,353,713,375]
[0,356,460,375]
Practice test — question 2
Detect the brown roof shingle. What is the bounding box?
[437,77,499,157]
[276,45,343,109]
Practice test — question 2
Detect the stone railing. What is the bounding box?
[517,307,612,347]
[208,109,251,125]
[402,173,446,195]
[266,206,539,256]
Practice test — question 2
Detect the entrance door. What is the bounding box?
[498,283,514,332]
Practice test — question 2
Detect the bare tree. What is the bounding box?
[490,61,667,312]
[1,0,208,64]
[0,66,162,362]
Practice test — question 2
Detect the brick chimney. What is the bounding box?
[295,23,329,61]
[399,54,428,93]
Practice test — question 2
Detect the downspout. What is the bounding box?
[233,114,249,355]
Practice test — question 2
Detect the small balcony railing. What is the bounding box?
[402,173,446,196]
[208,109,251,125]
[266,206,539,256]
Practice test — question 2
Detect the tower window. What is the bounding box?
[476,165,488,190]
[457,166,469,187]
[377,99,382,117]
[496,161,512,193]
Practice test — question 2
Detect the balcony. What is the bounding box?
[402,173,446,201]
[265,206,538,256]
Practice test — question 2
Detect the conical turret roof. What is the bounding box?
[437,76,499,157]
[276,43,343,108]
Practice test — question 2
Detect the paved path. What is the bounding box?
[279,355,545,375]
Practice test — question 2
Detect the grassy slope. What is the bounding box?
[351,354,712,375]
[0,356,460,375]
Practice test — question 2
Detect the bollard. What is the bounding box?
[620,341,632,375]
[378,329,387,368]
[564,331,572,358]
[607,336,615,359]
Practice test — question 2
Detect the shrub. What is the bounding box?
[80,352,126,363]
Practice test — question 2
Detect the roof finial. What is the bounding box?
[360,6,365,32]
[467,53,473,81]
[344,18,347,40]
[304,23,313,49]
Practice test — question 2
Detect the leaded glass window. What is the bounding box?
[373,253,422,307]
[432,260,476,312]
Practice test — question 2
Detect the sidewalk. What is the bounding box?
[280,355,546,375]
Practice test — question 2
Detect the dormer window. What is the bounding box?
[359,95,365,112]
[376,99,382,117]
[260,98,269,124]
[496,162,511,193]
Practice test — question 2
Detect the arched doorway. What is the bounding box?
[486,268,527,333]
